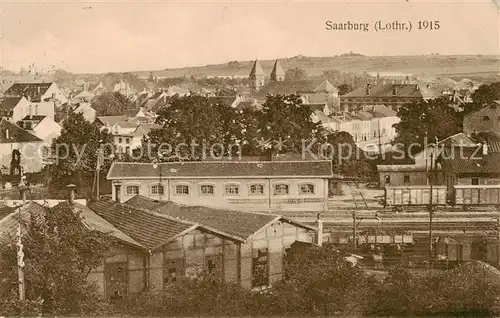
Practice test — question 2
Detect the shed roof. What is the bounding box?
[125,195,316,241]
[88,200,196,250]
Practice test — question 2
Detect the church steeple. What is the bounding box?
[270,59,285,82]
[249,60,266,91]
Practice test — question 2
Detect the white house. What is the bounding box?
[323,105,400,153]
[0,118,44,173]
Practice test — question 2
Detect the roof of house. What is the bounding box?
[58,201,145,249]
[73,90,94,99]
[4,83,53,102]
[22,115,46,121]
[0,201,46,245]
[125,195,315,240]
[255,79,338,99]
[88,200,196,250]
[376,164,431,172]
[342,83,441,99]
[0,118,43,143]
[0,200,145,249]
[133,123,161,137]
[442,153,500,175]
[0,96,23,110]
[97,116,129,126]
[472,131,500,153]
[107,160,333,180]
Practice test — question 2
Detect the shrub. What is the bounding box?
[121,277,254,317]
[0,296,44,317]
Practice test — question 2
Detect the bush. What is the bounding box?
[120,277,254,317]
[369,262,500,316]
[0,296,44,317]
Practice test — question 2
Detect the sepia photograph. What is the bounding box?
[0,0,499,316]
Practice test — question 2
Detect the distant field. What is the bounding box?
[130,55,500,79]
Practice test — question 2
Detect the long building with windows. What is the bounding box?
[106,160,333,213]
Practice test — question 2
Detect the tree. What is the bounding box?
[0,202,111,314]
[49,112,113,197]
[338,83,354,95]
[284,67,307,82]
[259,94,323,154]
[465,82,500,113]
[148,96,260,160]
[393,97,462,156]
[91,92,136,116]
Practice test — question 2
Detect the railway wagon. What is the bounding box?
[453,185,500,206]
[384,185,447,207]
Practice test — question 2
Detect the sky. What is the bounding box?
[0,0,499,73]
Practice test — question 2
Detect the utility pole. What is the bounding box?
[16,204,25,301]
[353,209,357,251]
[96,141,104,201]
[428,151,434,264]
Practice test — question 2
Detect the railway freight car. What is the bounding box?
[453,184,500,206]
[384,185,447,207]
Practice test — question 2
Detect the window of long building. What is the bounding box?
[273,184,289,195]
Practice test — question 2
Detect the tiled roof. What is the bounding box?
[4,83,53,102]
[342,83,440,99]
[443,153,500,175]
[256,79,337,99]
[60,201,145,249]
[88,200,196,250]
[0,118,43,143]
[0,202,46,245]
[125,195,315,240]
[123,195,167,211]
[133,123,161,137]
[472,131,500,153]
[22,115,46,121]
[0,96,23,110]
[97,116,129,126]
[107,160,333,179]
[377,164,430,172]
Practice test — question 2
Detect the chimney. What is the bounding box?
[483,143,488,155]
[315,213,323,246]
[37,86,40,94]
[67,184,76,205]
[365,84,371,96]
[114,181,123,203]
[5,129,9,139]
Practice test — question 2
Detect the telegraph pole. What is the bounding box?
[16,204,25,301]
[428,151,434,264]
[353,209,357,251]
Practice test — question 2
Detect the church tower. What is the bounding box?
[249,60,266,91]
[270,59,285,82]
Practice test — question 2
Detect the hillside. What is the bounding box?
[131,55,500,79]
